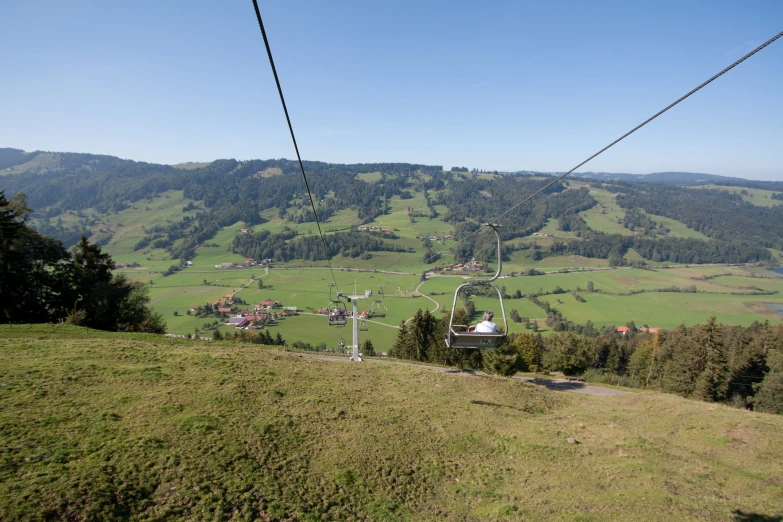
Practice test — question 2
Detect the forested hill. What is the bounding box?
[571,170,783,190]
[1,147,782,266]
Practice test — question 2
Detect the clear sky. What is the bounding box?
[2,1,782,179]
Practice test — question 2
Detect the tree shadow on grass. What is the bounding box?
[444,369,479,375]
[524,378,587,392]
[733,510,782,522]
[470,400,525,412]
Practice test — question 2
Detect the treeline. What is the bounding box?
[614,183,783,250]
[231,229,409,262]
[440,179,596,263]
[0,192,165,333]
[528,214,771,265]
[391,307,783,415]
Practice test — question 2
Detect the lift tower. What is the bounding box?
[345,288,372,361]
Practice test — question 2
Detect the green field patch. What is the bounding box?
[580,188,633,236]
[695,184,783,208]
[535,218,580,239]
[171,162,210,170]
[645,213,711,240]
[355,171,382,182]
[258,166,283,177]
[552,291,783,328]
[3,152,60,175]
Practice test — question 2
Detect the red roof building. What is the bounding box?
[218,307,231,313]
[616,326,631,335]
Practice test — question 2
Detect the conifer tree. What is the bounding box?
[693,317,729,402]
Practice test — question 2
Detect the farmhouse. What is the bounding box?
[616,326,632,335]
[217,307,231,313]
[259,299,280,310]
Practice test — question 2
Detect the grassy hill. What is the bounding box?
[1,325,782,521]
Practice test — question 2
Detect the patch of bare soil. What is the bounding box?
[743,302,781,318]
[726,427,753,448]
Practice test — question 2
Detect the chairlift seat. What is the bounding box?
[328,311,347,327]
[445,324,505,349]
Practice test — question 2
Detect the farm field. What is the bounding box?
[117,263,783,348]
[1,325,782,521]
[695,184,783,208]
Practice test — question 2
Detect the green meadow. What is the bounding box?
[30,177,782,347]
[1,325,782,520]
[695,184,783,208]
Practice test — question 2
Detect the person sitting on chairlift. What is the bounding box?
[474,310,498,333]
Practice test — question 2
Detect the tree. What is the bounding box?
[362,339,376,357]
[542,333,595,376]
[483,338,518,376]
[212,329,223,341]
[587,280,595,292]
[692,317,729,402]
[514,333,542,372]
[509,309,521,323]
[258,278,264,289]
[754,348,783,414]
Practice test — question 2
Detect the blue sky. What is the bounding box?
[1,1,782,179]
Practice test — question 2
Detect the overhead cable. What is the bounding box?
[250,0,338,285]
[424,29,783,265]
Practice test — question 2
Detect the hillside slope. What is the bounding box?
[1,326,781,521]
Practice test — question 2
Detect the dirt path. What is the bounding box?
[404,279,440,325]
[298,353,629,397]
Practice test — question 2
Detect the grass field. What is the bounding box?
[695,184,783,208]
[116,262,783,347]
[1,325,782,520]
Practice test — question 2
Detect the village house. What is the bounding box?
[317,307,329,315]
[259,299,280,310]
[217,307,231,314]
[616,326,632,335]
[444,234,454,240]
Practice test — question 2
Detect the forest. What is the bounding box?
[391,307,783,415]
[2,148,782,267]
[0,191,164,333]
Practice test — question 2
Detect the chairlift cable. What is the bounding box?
[424,29,783,266]
[250,0,338,286]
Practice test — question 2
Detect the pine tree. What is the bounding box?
[693,317,729,402]
[362,339,375,356]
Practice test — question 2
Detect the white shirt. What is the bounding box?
[475,320,498,333]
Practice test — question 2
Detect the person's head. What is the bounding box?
[483,310,494,322]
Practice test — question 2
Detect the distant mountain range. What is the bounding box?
[513,169,783,190]
[2,147,781,191]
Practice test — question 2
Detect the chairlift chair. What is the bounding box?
[327,282,347,327]
[369,287,386,318]
[445,223,508,350]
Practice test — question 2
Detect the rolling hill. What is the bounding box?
[1,325,781,521]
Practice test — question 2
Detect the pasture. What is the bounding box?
[1,325,782,521]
